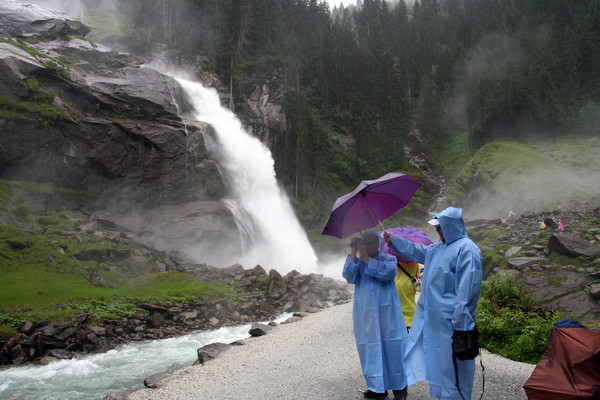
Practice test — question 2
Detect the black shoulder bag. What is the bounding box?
[452,327,479,360]
[452,327,485,400]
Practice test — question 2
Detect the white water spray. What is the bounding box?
[176,78,318,274]
[0,315,292,400]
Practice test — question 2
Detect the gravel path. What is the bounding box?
[127,302,535,400]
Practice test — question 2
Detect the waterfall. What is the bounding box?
[175,78,318,274]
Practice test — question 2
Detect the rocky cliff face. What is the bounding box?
[0,1,238,255]
[240,70,287,149]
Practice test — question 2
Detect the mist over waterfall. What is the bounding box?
[176,78,318,274]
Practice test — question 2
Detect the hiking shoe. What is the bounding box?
[392,387,407,400]
[362,390,388,398]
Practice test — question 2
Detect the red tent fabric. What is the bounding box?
[523,328,600,399]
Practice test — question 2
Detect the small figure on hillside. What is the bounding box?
[558,219,565,232]
[384,207,483,400]
[538,220,546,229]
[343,231,409,399]
[508,210,515,220]
[544,217,558,232]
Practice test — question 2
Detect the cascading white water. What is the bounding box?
[176,77,318,274]
[0,315,292,399]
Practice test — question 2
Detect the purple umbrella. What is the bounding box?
[381,227,433,263]
[321,172,422,239]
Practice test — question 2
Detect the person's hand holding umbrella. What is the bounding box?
[383,231,392,245]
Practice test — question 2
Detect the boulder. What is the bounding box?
[505,246,522,257]
[281,316,302,324]
[86,332,99,345]
[9,344,27,365]
[267,269,287,296]
[31,331,45,357]
[196,342,231,364]
[591,283,600,300]
[87,326,107,336]
[55,326,78,341]
[547,233,600,258]
[143,363,185,389]
[40,325,63,337]
[506,257,542,269]
[252,265,267,276]
[147,314,166,328]
[45,348,73,359]
[248,322,273,337]
[20,321,34,334]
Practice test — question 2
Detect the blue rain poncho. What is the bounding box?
[388,207,482,400]
[343,231,408,393]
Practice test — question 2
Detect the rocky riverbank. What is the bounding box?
[115,302,536,400]
[0,257,352,367]
[0,206,352,367]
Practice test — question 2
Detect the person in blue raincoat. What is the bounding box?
[343,231,409,399]
[383,207,482,400]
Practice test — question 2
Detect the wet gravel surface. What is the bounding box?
[127,301,535,400]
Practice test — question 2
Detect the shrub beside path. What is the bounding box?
[127,302,535,400]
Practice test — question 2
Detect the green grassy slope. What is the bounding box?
[448,138,600,219]
[0,181,234,336]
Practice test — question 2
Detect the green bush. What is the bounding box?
[0,323,19,338]
[480,248,506,279]
[0,95,68,122]
[65,297,145,320]
[19,77,40,92]
[477,273,562,364]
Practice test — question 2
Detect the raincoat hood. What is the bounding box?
[431,207,468,244]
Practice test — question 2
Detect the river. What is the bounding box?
[0,314,290,399]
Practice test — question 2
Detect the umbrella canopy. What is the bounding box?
[381,227,433,263]
[321,172,421,239]
[523,327,600,400]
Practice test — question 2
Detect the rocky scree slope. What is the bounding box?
[468,198,600,323]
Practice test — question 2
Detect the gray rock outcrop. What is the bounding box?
[248,323,273,337]
[242,71,286,148]
[0,1,238,255]
[547,233,600,259]
[196,342,231,364]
